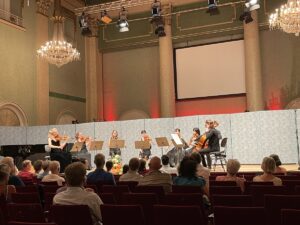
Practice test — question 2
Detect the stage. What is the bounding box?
[213,164,299,172]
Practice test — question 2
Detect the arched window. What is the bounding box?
[0,102,28,126]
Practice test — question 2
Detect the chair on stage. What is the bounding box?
[50,205,93,225]
[281,209,300,225]
[214,206,266,225]
[212,195,253,207]
[101,204,146,225]
[6,203,45,223]
[211,137,228,172]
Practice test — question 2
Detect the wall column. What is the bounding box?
[36,1,51,125]
[85,37,100,122]
[243,10,264,111]
[158,4,176,118]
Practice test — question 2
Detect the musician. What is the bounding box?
[109,130,121,157]
[48,128,71,172]
[199,120,222,169]
[185,128,201,155]
[167,128,188,166]
[140,130,152,160]
[75,132,91,153]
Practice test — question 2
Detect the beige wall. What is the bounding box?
[0,3,37,125]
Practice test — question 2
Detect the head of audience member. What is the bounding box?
[190,152,201,165]
[64,162,87,187]
[226,159,241,176]
[138,159,146,173]
[161,155,169,166]
[106,161,113,172]
[178,158,198,178]
[193,128,200,136]
[33,160,43,174]
[269,154,282,167]
[148,157,162,172]
[49,161,60,175]
[0,164,10,185]
[122,164,129,174]
[1,157,17,175]
[261,157,276,174]
[94,154,105,170]
[22,160,32,172]
[42,160,50,173]
[128,158,140,173]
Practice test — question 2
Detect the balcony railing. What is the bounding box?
[0,8,23,28]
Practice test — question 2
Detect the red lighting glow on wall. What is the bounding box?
[267,93,282,110]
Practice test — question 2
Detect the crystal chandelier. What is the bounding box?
[269,0,300,36]
[37,0,80,67]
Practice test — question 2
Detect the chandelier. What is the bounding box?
[37,0,80,67]
[269,0,300,36]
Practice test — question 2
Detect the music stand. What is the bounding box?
[109,139,125,149]
[89,141,104,154]
[134,141,151,149]
[171,133,184,148]
[70,142,83,153]
[155,137,170,156]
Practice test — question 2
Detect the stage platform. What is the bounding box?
[213,164,299,172]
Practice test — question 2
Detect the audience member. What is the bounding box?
[105,161,113,173]
[253,157,282,186]
[79,158,90,170]
[138,159,147,175]
[87,154,115,185]
[138,156,172,193]
[270,154,287,175]
[37,160,50,179]
[190,152,210,186]
[119,158,142,182]
[160,155,178,175]
[0,164,16,201]
[33,160,43,175]
[42,161,65,186]
[53,162,103,225]
[122,164,129,174]
[18,160,35,182]
[215,159,246,192]
[0,157,24,186]
[174,157,207,195]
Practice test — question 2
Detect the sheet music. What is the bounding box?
[171,133,183,145]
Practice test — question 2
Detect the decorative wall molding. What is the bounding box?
[0,102,28,126]
[49,91,86,103]
[56,109,78,125]
[36,0,53,16]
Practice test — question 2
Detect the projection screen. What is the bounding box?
[175,40,246,100]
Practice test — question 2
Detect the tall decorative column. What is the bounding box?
[36,0,51,125]
[85,37,101,122]
[159,3,176,118]
[243,10,264,111]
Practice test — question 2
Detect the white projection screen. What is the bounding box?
[175,40,246,99]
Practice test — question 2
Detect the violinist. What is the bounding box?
[75,132,92,153]
[199,120,222,169]
[48,128,71,172]
[167,128,188,166]
[140,130,152,160]
[109,130,121,157]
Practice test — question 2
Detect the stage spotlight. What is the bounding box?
[79,12,92,36]
[239,10,253,24]
[100,10,112,24]
[245,0,260,11]
[207,0,220,16]
[155,23,166,37]
[151,0,161,17]
[117,7,129,32]
[151,15,166,37]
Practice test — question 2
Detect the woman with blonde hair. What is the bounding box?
[253,157,282,186]
[0,164,16,201]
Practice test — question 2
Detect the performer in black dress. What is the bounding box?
[48,128,72,172]
[109,130,121,157]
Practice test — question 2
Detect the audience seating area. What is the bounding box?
[1,172,300,225]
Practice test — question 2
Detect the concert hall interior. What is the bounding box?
[1,0,300,225]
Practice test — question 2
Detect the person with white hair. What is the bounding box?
[0,157,24,186]
[42,161,65,186]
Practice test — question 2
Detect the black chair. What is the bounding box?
[211,138,227,171]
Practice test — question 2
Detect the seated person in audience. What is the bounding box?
[122,164,129,174]
[87,154,116,185]
[190,152,210,189]
[160,155,178,175]
[253,157,282,186]
[0,157,24,186]
[0,163,16,201]
[79,158,90,170]
[174,157,208,196]
[269,154,287,175]
[37,160,50,179]
[138,156,172,193]
[18,160,35,182]
[42,161,65,186]
[119,158,142,182]
[33,160,43,176]
[53,162,103,225]
[105,161,113,173]
[215,159,246,192]
[138,159,147,175]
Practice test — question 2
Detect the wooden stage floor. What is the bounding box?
[212,164,299,172]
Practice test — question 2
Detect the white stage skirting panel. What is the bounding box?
[0,110,299,167]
